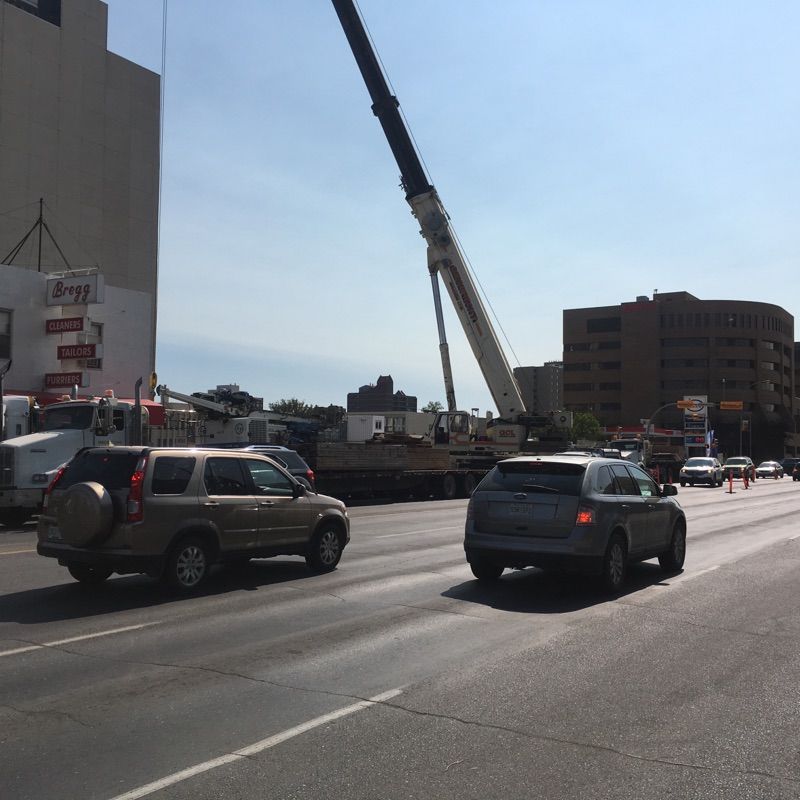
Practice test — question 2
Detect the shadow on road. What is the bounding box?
[0,559,323,625]
[443,561,681,614]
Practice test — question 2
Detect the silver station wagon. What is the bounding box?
[464,455,687,591]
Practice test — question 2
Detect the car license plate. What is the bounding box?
[48,525,63,541]
[508,504,531,515]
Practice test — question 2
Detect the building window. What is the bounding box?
[599,382,621,390]
[587,317,621,333]
[0,310,10,360]
[85,322,103,369]
[566,342,590,351]
[564,362,591,372]
[598,361,621,370]
[661,337,708,347]
[564,382,593,391]
[661,358,708,368]
[599,402,621,411]
[597,340,620,350]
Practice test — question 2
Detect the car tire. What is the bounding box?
[680,481,686,487]
[658,521,686,572]
[306,525,343,573]
[163,537,210,592]
[599,533,627,593]
[469,557,504,582]
[67,563,112,585]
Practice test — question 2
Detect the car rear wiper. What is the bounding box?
[520,483,559,493]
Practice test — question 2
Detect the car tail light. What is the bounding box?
[42,465,67,509]
[575,504,595,525]
[306,468,316,489]
[126,456,148,522]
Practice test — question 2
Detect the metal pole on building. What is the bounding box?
[133,377,143,446]
[0,360,12,442]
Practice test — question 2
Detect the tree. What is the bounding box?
[571,411,602,443]
[421,401,443,413]
[269,398,315,418]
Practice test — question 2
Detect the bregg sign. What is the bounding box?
[46,274,104,306]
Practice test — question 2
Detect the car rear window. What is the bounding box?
[151,456,195,495]
[478,461,585,496]
[59,450,142,491]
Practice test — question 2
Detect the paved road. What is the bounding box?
[2,479,800,799]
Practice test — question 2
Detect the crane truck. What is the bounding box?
[331,1,571,458]
[156,384,287,446]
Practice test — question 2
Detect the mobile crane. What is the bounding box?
[331,1,568,454]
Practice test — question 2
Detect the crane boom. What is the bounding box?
[331,0,526,422]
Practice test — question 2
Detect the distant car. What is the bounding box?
[722,456,755,481]
[240,445,316,490]
[794,463,800,482]
[755,461,784,479]
[679,457,723,487]
[781,458,800,477]
[464,455,686,592]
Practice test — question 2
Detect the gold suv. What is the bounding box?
[37,446,349,591]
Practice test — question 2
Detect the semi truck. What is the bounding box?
[0,389,194,528]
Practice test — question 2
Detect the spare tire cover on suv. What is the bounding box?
[57,481,115,546]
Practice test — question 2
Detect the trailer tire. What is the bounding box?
[58,482,114,546]
[0,508,32,529]
[463,473,478,497]
[440,473,458,501]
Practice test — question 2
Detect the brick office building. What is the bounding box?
[563,292,796,461]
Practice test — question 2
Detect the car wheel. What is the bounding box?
[658,521,686,572]
[67,563,112,585]
[164,537,210,592]
[306,525,343,573]
[689,481,694,487]
[680,481,686,487]
[469,556,504,582]
[600,533,627,592]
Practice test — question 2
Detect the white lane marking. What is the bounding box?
[0,622,159,658]
[789,534,800,541]
[0,548,36,555]
[667,564,720,585]
[108,688,403,800]
[375,526,461,539]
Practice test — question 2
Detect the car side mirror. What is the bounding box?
[293,482,306,498]
[661,484,678,496]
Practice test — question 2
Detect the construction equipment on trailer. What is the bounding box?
[156,384,287,446]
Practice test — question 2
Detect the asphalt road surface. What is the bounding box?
[2,477,800,799]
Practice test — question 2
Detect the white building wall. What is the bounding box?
[0,0,159,392]
[1,263,153,397]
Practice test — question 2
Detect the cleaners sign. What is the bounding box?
[45,317,86,334]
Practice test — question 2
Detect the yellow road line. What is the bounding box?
[0,548,36,555]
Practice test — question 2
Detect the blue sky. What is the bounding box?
[104,0,800,413]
